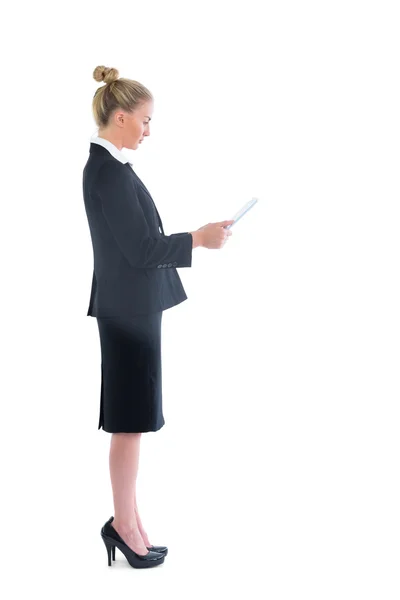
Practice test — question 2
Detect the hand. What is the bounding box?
[196,220,234,249]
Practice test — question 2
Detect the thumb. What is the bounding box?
[218,219,235,226]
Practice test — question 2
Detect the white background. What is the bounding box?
[1,0,399,598]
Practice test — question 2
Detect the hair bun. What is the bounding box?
[93,65,119,84]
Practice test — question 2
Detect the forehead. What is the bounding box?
[136,100,153,118]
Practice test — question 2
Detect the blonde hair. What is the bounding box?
[92,65,153,128]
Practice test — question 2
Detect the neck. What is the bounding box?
[97,130,123,150]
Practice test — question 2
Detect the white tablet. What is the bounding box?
[224,197,259,229]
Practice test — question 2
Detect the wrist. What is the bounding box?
[190,231,203,248]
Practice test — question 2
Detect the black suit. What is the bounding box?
[82,143,193,317]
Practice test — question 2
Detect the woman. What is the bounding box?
[82,65,234,569]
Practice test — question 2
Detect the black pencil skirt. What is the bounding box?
[96,312,164,433]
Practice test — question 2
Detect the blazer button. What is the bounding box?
[162,264,168,268]
[167,263,173,267]
[157,265,162,269]
[173,261,178,267]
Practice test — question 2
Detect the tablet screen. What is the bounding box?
[225,197,258,229]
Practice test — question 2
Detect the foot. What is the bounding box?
[112,520,149,556]
[135,505,152,548]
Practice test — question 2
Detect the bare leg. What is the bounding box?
[135,498,152,548]
[109,432,148,555]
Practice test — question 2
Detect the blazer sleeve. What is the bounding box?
[94,161,193,269]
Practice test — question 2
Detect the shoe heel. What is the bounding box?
[101,534,114,567]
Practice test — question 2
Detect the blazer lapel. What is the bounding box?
[138,182,164,233]
[125,165,165,234]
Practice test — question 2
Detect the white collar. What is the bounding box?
[90,134,133,166]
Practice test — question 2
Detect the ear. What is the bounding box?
[114,111,125,127]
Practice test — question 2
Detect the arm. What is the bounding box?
[170,231,204,248]
[95,161,194,269]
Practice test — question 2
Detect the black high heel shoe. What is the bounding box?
[106,516,168,556]
[101,518,165,568]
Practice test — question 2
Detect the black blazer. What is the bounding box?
[82,142,193,317]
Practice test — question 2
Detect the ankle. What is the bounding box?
[112,519,137,534]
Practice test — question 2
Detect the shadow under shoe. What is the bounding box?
[101,518,165,568]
